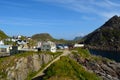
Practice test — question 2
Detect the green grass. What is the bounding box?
[72,48,91,59]
[26,51,62,80]
[37,51,62,57]
[42,56,101,80]
[0,30,8,40]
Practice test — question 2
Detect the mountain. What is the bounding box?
[0,30,8,40]
[84,15,120,51]
[73,36,83,41]
[32,33,54,41]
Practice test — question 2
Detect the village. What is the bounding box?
[0,35,84,57]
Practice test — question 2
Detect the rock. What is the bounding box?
[69,53,120,80]
[84,15,120,51]
[5,53,53,80]
[101,64,117,77]
[32,54,41,71]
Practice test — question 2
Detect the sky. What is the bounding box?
[0,0,120,40]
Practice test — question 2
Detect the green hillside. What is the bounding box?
[31,33,73,44]
[42,56,100,80]
[32,33,54,41]
[0,30,8,40]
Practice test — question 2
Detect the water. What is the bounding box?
[89,49,120,62]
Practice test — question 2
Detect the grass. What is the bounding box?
[72,48,112,63]
[26,51,62,80]
[72,48,91,59]
[42,56,101,80]
[37,51,62,57]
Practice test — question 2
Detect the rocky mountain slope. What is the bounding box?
[84,15,120,51]
[69,49,120,80]
[73,36,83,41]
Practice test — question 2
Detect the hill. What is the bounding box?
[32,33,54,41]
[0,30,8,40]
[41,56,100,80]
[84,15,120,51]
[31,33,74,44]
[38,48,120,80]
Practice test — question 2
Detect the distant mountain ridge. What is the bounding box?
[73,36,83,41]
[84,15,120,51]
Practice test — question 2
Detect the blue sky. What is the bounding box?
[0,0,120,40]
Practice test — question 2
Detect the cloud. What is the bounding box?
[0,17,82,26]
[105,0,120,7]
[1,0,120,19]
[33,0,120,18]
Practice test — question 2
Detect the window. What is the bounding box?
[1,48,7,52]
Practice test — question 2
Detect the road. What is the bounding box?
[32,50,71,79]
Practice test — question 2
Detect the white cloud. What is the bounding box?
[105,0,120,7]
[33,0,120,19]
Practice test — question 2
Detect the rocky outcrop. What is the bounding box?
[1,53,53,80]
[69,53,120,80]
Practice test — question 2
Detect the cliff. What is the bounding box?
[0,52,55,80]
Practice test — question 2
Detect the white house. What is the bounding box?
[41,41,56,53]
[0,40,4,45]
[0,45,11,53]
[74,43,84,48]
[37,41,42,48]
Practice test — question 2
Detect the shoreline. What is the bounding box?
[85,45,120,52]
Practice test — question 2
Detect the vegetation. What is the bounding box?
[0,51,62,79]
[0,30,8,40]
[72,48,112,62]
[42,56,100,80]
[31,33,76,44]
[32,33,54,41]
[72,48,91,58]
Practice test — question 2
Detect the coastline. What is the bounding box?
[85,45,120,52]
